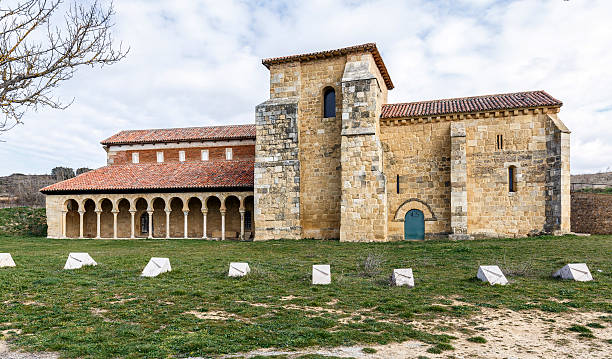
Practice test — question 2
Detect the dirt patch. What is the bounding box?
[1,329,22,337]
[20,301,44,307]
[220,309,612,359]
[108,294,138,305]
[184,310,252,323]
[0,340,59,359]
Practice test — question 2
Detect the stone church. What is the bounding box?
[41,43,571,241]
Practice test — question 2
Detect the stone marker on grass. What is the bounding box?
[391,268,414,287]
[0,253,16,267]
[141,257,171,277]
[312,264,331,285]
[553,263,593,282]
[228,262,250,277]
[64,253,97,270]
[477,265,508,285]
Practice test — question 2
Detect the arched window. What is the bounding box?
[508,166,517,193]
[323,87,335,118]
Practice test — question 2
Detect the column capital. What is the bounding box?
[111,209,120,214]
[220,209,226,215]
[201,209,208,215]
[78,210,85,215]
[239,209,246,214]
[128,209,137,214]
[147,210,154,215]
[165,209,172,214]
[183,210,189,215]
[94,209,102,214]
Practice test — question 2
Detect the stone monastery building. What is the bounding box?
[41,43,571,241]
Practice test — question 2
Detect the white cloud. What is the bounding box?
[1,0,611,175]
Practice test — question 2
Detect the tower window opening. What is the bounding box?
[508,166,517,193]
[323,87,336,118]
[496,134,504,150]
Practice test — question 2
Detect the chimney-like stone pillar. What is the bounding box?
[339,54,388,242]
[450,122,470,240]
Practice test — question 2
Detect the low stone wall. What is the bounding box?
[571,192,612,234]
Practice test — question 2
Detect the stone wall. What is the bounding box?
[382,109,570,239]
[339,53,388,242]
[297,57,345,239]
[381,121,452,240]
[571,192,612,234]
[254,98,301,240]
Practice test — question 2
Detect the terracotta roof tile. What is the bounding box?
[101,124,256,146]
[40,160,254,193]
[262,43,394,90]
[381,91,562,119]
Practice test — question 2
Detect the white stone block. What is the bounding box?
[391,268,414,287]
[0,253,16,267]
[64,253,97,270]
[312,264,331,285]
[228,262,250,277]
[553,263,593,282]
[477,265,508,285]
[141,257,171,277]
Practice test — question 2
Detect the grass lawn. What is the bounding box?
[0,235,610,358]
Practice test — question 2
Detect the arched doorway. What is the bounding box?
[404,209,424,240]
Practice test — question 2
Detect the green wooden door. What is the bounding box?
[404,209,425,240]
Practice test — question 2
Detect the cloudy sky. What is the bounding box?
[1,0,611,175]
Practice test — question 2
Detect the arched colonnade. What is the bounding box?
[58,192,254,240]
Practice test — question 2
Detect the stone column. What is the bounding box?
[202,210,208,239]
[239,209,245,240]
[112,210,119,239]
[183,211,189,238]
[129,210,136,239]
[165,209,171,239]
[61,210,67,238]
[78,210,85,239]
[220,209,226,241]
[450,122,469,240]
[95,210,102,239]
[147,211,153,239]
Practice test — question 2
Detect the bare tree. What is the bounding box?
[0,0,127,132]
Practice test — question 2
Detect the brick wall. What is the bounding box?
[571,192,612,234]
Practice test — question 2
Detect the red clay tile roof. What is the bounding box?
[40,160,254,193]
[381,91,562,119]
[101,124,256,146]
[262,43,394,90]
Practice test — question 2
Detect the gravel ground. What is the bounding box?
[0,341,59,359]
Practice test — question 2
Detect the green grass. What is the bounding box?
[578,187,612,194]
[466,336,487,343]
[0,207,47,236]
[568,324,593,334]
[0,234,610,358]
[586,322,605,329]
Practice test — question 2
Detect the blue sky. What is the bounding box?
[1,0,611,175]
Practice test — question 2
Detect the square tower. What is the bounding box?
[255,43,393,241]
